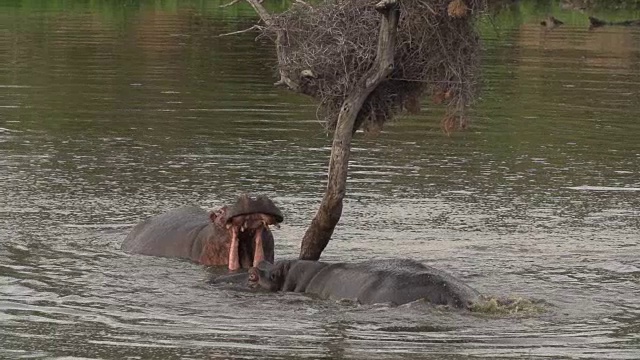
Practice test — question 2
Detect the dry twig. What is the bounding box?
[218,25,264,37]
[220,0,242,8]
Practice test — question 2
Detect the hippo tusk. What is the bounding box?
[252,224,266,267]
[227,225,240,271]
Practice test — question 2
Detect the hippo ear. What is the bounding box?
[282,261,291,275]
[274,261,291,280]
[209,206,228,227]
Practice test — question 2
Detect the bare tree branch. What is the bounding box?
[218,25,264,37]
[245,0,301,92]
[299,0,400,260]
[244,0,274,25]
[220,0,242,8]
[231,0,482,260]
[294,0,312,7]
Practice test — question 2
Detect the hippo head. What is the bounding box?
[209,194,283,271]
[248,260,291,292]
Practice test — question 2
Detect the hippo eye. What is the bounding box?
[269,273,277,282]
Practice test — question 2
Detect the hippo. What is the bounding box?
[121,194,283,271]
[242,259,481,308]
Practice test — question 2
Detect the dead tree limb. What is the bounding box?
[218,25,263,37]
[245,0,301,91]
[220,0,242,8]
[298,0,400,260]
[236,0,481,259]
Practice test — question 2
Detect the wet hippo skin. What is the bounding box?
[247,259,481,308]
[121,195,282,271]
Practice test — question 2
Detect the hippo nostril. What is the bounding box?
[248,269,258,282]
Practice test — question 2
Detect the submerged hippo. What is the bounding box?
[121,194,283,271]
[244,259,481,308]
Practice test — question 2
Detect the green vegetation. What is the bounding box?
[0,0,289,19]
[471,296,546,316]
[5,0,640,40]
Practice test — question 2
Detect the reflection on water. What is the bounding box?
[1,1,639,359]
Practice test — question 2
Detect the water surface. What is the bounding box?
[1,1,639,359]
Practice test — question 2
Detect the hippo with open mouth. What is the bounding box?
[242,259,481,308]
[121,194,283,271]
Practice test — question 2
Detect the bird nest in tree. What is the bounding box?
[262,0,484,134]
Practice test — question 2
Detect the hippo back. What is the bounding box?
[122,206,212,261]
[305,259,481,308]
[368,263,481,307]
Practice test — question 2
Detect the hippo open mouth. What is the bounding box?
[214,194,284,271]
[121,193,282,270]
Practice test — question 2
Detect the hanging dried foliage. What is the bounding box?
[261,0,485,133]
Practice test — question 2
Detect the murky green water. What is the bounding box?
[1,1,639,359]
